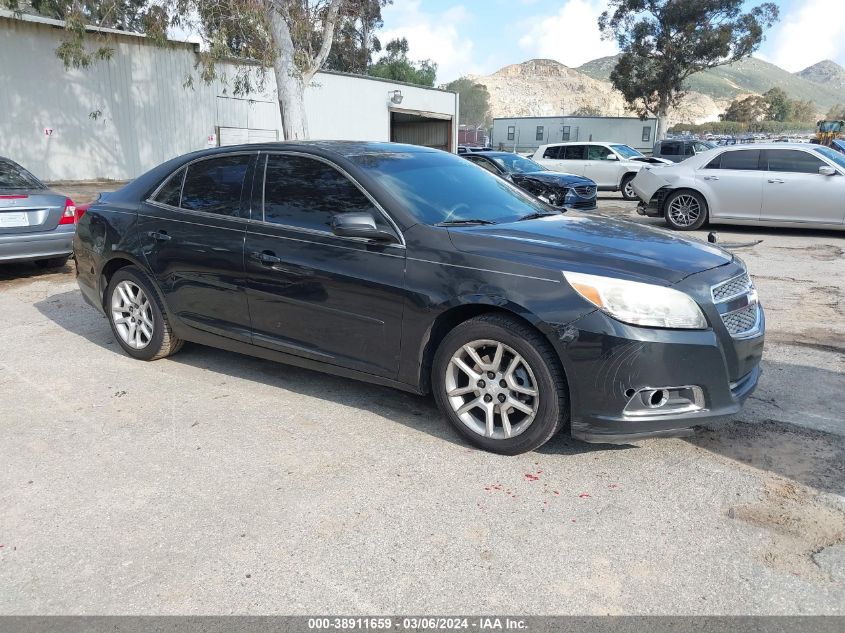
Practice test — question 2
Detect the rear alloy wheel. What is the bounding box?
[664,190,708,230]
[106,266,183,361]
[620,174,638,201]
[433,314,568,455]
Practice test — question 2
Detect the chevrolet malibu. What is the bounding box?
[74,142,764,454]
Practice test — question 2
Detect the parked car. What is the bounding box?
[74,141,763,455]
[457,145,493,155]
[653,139,716,163]
[632,143,845,231]
[531,142,670,200]
[462,151,597,209]
[0,156,76,268]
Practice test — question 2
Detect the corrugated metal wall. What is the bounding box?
[0,14,457,181]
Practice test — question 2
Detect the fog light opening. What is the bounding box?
[642,389,669,409]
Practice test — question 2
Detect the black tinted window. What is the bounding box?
[263,154,378,231]
[706,150,760,170]
[467,157,500,175]
[661,142,680,156]
[766,150,826,174]
[0,159,44,190]
[564,145,587,160]
[153,167,185,207]
[542,146,561,159]
[181,155,251,216]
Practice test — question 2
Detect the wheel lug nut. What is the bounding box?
[499,380,507,388]
[498,394,506,403]
[477,380,486,388]
[487,371,495,379]
[484,394,493,403]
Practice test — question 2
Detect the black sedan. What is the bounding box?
[74,142,763,455]
[462,151,597,209]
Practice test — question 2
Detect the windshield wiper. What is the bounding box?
[517,211,559,221]
[435,219,497,226]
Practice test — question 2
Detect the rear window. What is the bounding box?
[660,142,681,156]
[0,159,44,190]
[152,167,185,207]
[542,146,561,159]
[180,155,251,217]
[563,145,587,160]
[706,150,760,170]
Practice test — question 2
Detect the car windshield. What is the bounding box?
[0,159,44,190]
[610,144,644,159]
[351,151,553,225]
[489,154,547,174]
[812,145,845,170]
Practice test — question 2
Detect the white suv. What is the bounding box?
[531,142,668,200]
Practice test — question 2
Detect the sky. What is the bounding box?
[378,0,845,84]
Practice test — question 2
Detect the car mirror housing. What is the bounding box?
[331,212,397,242]
[606,154,619,161]
[819,166,837,176]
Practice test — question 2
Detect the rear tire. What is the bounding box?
[106,266,183,361]
[432,314,568,455]
[620,174,638,201]
[664,189,708,231]
[35,256,70,268]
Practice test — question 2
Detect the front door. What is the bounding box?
[760,149,845,224]
[694,149,763,221]
[244,153,406,378]
[137,153,256,342]
[582,145,620,189]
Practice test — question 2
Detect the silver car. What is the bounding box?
[632,143,845,231]
[0,157,76,267]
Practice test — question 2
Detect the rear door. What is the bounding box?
[244,152,406,378]
[549,145,586,176]
[760,149,845,224]
[137,152,256,342]
[694,149,763,221]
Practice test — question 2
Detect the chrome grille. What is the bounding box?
[573,185,596,197]
[711,273,753,303]
[722,303,759,336]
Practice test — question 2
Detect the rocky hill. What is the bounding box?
[796,60,845,90]
[467,59,729,125]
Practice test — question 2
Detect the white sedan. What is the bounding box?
[631,143,845,231]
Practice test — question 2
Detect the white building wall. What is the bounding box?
[0,13,457,181]
[492,116,658,153]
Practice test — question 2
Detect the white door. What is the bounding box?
[694,149,764,221]
[761,149,845,225]
[582,145,622,189]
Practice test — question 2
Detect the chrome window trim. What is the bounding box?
[260,150,406,248]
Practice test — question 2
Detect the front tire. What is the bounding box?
[664,190,708,230]
[620,174,638,201]
[106,266,183,361]
[432,314,568,455]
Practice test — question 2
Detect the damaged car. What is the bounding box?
[74,142,764,455]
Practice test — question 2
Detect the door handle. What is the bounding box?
[250,250,281,265]
[146,230,171,241]
[702,175,719,181]
[767,178,785,184]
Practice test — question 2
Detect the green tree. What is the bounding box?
[368,37,437,87]
[790,99,818,122]
[2,0,351,140]
[571,105,603,116]
[443,77,491,127]
[826,104,845,119]
[721,95,768,122]
[763,88,793,122]
[322,0,391,74]
[598,0,779,140]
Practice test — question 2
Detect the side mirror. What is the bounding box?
[331,212,397,242]
[605,154,619,161]
[819,166,837,176]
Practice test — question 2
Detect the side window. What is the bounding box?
[468,157,500,175]
[507,126,515,141]
[706,150,760,171]
[561,126,571,141]
[180,155,251,216]
[683,143,695,156]
[587,145,611,160]
[642,126,651,143]
[766,150,826,174]
[152,167,185,207]
[535,126,544,141]
[263,154,381,233]
[661,142,679,156]
[563,145,587,160]
[693,142,711,153]
[542,146,561,159]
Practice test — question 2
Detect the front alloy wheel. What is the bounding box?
[433,314,569,455]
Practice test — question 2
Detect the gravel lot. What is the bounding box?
[1,187,843,614]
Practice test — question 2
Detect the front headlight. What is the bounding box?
[563,271,707,329]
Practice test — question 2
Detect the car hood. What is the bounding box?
[514,171,595,187]
[446,212,732,285]
[630,156,673,165]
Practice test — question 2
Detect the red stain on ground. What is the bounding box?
[608,484,620,489]
[578,492,592,499]
[524,473,540,481]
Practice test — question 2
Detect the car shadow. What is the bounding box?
[34,289,623,457]
[0,259,74,284]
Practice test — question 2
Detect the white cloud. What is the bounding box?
[517,0,617,68]
[761,0,845,71]
[378,1,479,83]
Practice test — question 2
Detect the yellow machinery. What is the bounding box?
[815,120,844,146]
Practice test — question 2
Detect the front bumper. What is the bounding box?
[0,226,74,262]
[556,307,764,445]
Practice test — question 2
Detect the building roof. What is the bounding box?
[493,115,657,122]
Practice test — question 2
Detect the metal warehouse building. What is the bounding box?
[0,10,458,181]
[491,116,658,154]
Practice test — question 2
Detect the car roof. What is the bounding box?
[464,151,527,158]
[540,141,629,148]
[714,143,819,151]
[175,141,440,163]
